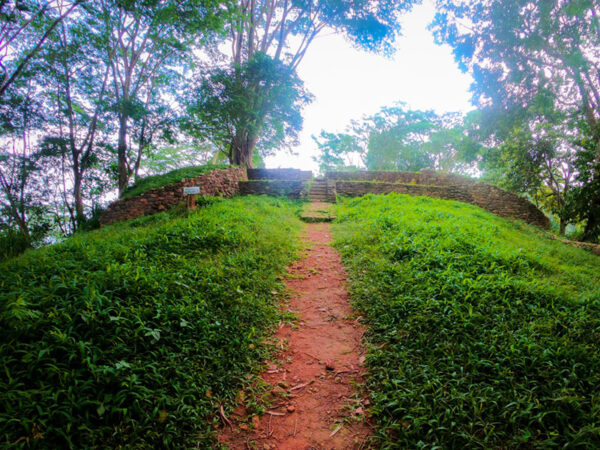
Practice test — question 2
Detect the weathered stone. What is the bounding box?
[334,179,550,229]
[239,180,309,200]
[99,167,247,226]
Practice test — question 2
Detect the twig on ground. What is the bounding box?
[334,369,358,376]
[302,352,321,362]
[330,424,342,437]
[290,379,314,391]
[219,404,233,429]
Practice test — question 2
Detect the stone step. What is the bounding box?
[300,202,336,223]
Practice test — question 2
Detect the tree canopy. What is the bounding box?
[314,105,481,175]
[3,0,600,251]
[208,0,419,166]
[433,0,600,240]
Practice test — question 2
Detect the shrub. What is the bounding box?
[0,228,31,262]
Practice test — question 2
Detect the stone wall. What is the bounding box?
[239,180,309,199]
[336,181,550,229]
[327,170,476,186]
[248,168,313,181]
[99,167,247,226]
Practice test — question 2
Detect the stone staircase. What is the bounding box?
[239,170,334,203]
[309,178,328,202]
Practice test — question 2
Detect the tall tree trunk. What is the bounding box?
[117,113,129,196]
[230,131,257,168]
[73,169,84,228]
[582,143,600,242]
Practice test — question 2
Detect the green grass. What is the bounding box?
[121,164,231,199]
[332,194,600,448]
[0,196,302,448]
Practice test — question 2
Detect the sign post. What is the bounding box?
[183,187,201,210]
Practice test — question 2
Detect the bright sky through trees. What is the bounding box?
[265,0,473,172]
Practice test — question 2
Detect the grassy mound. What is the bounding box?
[333,194,600,448]
[121,164,230,199]
[0,196,302,448]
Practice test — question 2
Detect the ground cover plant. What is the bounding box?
[0,196,302,448]
[333,193,600,448]
[121,164,231,199]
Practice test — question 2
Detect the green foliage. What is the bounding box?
[433,0,600,240]
[333,194,600,447]
[0,196,302,447]
[0,228,32,262]
[314,104,483,174]
[121,164,230,199]
[185,52,312,166]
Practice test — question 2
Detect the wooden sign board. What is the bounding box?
[183,186,200,195]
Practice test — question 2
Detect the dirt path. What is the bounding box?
[219,223,371,449]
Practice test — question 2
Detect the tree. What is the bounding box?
[213,0,418,166]
[0,0,85,98]
[488,117,578,234]
[97,0,226,195]
[37,7,112,229]
[314,105,481,174]
[313,130,365,173]
[186,52,312,166]
[433,0,600,240]
[0,78,50,240]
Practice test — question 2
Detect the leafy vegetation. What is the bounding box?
[0,229,31,262]
[121,164,230,199]
[314,105,481,174]
[433,0,600,241]
[333,194,600,447]
[185,53,312,167]
[0,196,302,448]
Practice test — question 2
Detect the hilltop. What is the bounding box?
[1,191,599,447]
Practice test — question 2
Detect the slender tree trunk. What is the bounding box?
[13,213,29,237]
[117,112,129,196]
[73,169,84,227]
[582,144,600,242]
[559,218,566,235]
[583,195,600,242]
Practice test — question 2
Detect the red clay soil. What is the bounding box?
[218,223,371,449]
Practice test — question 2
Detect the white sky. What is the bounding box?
[264,1,474,173]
